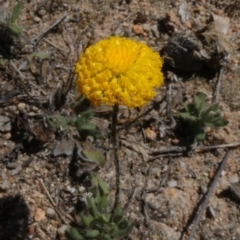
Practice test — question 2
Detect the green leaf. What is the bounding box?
[71,112,101,139]
[29,52,50,61]
[47,114,69,130]
[84,229,100,238]
[8,23,23,37]
[87,197,102,219]
[112,215,124,225]
[80,111,92,121]
[204,117,228,127]
[76,121,102,139]
[179,112,198,122]
[101,234,114,240]
[194,93,206,112]
[97,177,109,195]
[196,130,206,140]
[81,214,94,227]
[88,173,101,200]
[82,148,106,167]
[65,227,85,240]
[87,197,109,223]
[201,103,219,120]
[118,219,130,230]
[112,222,135,238]
[93,186,101,204]
[10,2,23,23]
[206,103,220,113]
[98,195,109,211]
[89,219,103,231]
[214,118,228,127]
[112,205,124,218]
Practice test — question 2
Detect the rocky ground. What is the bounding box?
[1,0,240,240]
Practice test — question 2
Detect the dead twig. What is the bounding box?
[145,180,165,194]
[43,37,67,57]
[62,22,79,61]
[196,142,240,151]
[213,68,223,103]
[187,149,232,240]
[124,186,139,211]
[146,159,176,193]
[117,95,166,132]
[136,195,161,212]
[150,146,188,155]
[166,81,172,119]
[110,105,121,219]
[38,178,72,225]
[31,14,67,46]
[142,167,152,237]
[38,178,56,207]
[0,89,21,107]
[149,141,240,161]
[8,61,45,111]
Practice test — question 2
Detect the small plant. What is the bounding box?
[0,2,23,38]
[47,111,102,139]
[178,92,228,143]
[0,2,24,61]
[67,36,162,240]
[65,172,135,240]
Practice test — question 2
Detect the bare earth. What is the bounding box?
[1,0,240,240]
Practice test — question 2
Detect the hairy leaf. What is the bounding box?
[81,214,94,227]
[8,22,23,37]
[84,229,100,238]
[65,227,85,240]
[10,2,23,23]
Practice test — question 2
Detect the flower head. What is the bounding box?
[75,36,164,107]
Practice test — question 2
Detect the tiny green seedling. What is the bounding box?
[178,92,228,144]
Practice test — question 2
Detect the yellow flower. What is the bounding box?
[75,36,164,107]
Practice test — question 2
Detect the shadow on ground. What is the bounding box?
[0,194,30,240]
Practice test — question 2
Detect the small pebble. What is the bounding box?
[180,161,186,168]
[132,24,144,35]
[151,24,160,38]
[18,102,26,111]
[200,185,208,194]
[229,174,239,183]
[57,225,68,239]
[207,205,216,219]
[34,207,46,222]
[32,106,39,112]
[46,208,56,218]
[184,20,192,28]
[221,170,226,176]
[142,23,151,32]
[38,9,47,16]
[33,16,41,23]
[171,138,180,145]
[167,180,177,188]
[3,132,11,139]
[66,185,76,194]
[79,186,86,193]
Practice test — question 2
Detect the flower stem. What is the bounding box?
[111,104,120,215]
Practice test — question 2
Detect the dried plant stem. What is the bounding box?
[187,149,232,240]
[31,14,67,46]
[111,104,120,216]
[213,68,223,103]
